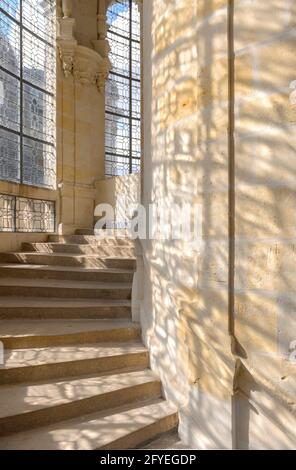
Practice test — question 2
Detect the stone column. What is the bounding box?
[56,1,111,234]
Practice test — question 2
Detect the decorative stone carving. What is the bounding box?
[58,41,76,77]
[58,43,111,92]
[57,17,77,78]
[96,57,112,93]
[75,46,111,92]
[57,4,111,92]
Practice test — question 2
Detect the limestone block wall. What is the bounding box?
[233,0,296,449]
[95,173,141,226]
[141,0,233,449]
[141,0,296,449]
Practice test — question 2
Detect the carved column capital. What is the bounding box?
[57,17,77,78]
[96,57,112,93]
[72,46,111,92]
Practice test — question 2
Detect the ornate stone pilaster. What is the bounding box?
[57,17,77,78]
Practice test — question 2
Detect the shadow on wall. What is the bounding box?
[141,0,296,449]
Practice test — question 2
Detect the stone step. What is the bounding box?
[143,430,189,449]
[76,228,131,238]
[22,242,135,257]
[0,278,132,300]
[0,252,137,269]
[76,228,96,235]
[0,320,140,348]
[48,235,134,246]
[0,370,161,436]
[0,297,131,320]
[0,264,134,282]
[0,342,149,384]
[0,399,178,449]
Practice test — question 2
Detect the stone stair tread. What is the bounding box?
[0,297,131,307]
[29,242,133,247]
[0,263,133,274]
[49,235,134,245]
[0,319,139,338]
[3,342,147,369]
[0,277,132,290]
[0,369,158,419]
[0,399,177,450]
[2,252,135,259]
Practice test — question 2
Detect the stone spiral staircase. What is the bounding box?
[0,231,178,450]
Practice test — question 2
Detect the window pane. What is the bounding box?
[108,31,130,77]
[23,83,55,143]
[132,41,140,80]
[23,137,56,188]
[132,158,141,174]
[0,128,20,182]
[0,0,56,189]
[107,0,130,36]
[106,114,130,157]
[1,0,20,20]
[0,194,16,232]
[0,69,20,131]
[106,74,130,117]
[132,80,140,119]
[105,155,130,177]
[105,0,141,177]
[132,118,141,158]
[131,1,140,41]
[16,197,55,232]
[23,30,55,93]
[0,11,20,76]
[23,0,55,42]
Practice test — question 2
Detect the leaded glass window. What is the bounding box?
[105,0,141,177]
[0,0,56,188]
[0,193,55,232]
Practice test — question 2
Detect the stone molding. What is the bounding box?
[57,17,111,93]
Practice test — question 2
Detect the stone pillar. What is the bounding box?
[56,2,111,234]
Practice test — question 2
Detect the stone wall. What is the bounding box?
[141,0,296,449]
[233,0,296,449]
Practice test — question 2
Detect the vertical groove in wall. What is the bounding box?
[73,80,77,226]
[140,0,144,204]
[228,0,235,339]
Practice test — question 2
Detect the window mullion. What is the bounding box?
[20,0,23,184]
[129,0,133,174]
